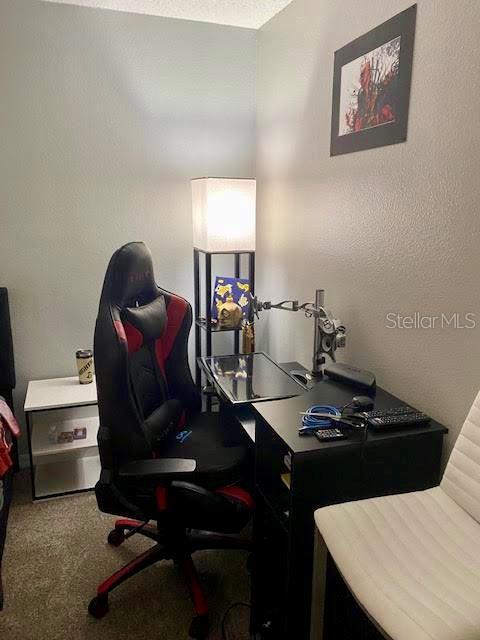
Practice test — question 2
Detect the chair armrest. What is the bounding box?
[118,458,196,482]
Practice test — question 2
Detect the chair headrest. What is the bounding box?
[99,242,158,307]
[122,296,167,343]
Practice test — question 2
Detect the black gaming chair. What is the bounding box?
[89,242,253,639]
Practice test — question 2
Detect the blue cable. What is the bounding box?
[301,404,341,430]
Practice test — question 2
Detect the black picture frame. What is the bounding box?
[330,4,417,157]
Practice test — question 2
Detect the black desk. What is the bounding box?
[251,375,447,640]
[200,356,448,639]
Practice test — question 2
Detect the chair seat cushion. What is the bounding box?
[161,412,249,489]
[315,487,480,640]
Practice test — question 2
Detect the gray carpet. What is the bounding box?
[2,472,250,640]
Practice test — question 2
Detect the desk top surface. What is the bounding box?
[254,376,448,454]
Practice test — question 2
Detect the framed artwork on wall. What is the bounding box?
[330,4,417,156]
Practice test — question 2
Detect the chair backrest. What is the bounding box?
[94,242,200,467]
[441,390,480,522]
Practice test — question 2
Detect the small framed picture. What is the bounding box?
[73,427,87,440]
[331,5,417,156]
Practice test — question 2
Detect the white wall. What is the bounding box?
[256,0,480,454]
[0,0,256,446]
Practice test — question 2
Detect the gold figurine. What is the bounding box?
[217,295,243,329]
[242,321,255,353]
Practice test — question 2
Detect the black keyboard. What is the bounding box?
[364,408,431,430]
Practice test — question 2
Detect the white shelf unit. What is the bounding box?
[24,376,100,500]
[35,456,101,499]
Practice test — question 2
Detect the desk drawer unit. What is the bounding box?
[251,385,447,640]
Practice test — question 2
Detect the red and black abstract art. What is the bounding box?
[331,5,416,156]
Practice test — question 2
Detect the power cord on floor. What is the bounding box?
[221,602,251,640]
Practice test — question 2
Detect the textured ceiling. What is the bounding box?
[40,0,293,28]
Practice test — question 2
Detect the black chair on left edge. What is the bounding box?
[89,242,253,639]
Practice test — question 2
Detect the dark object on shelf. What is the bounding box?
[324,362,376,391]
[91,242,253,637]
[250,380,447,639]
[194,248,255,407]
[73,427,87,440]
[331,5,417,156]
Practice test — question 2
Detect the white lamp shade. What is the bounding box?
[192,178,256,252]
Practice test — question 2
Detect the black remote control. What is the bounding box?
[315,428,346,442]
[367,410,431,430]
[363,406,415,418]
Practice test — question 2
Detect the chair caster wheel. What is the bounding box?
[88,595,109,619]
[189,615,209,639]
[107,528,125,547]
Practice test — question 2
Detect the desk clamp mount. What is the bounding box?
[251,289,346,382]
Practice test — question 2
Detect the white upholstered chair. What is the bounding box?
[311,390,480,640]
